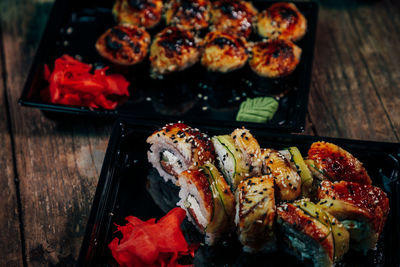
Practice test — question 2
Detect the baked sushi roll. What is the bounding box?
[235,175,276,253]
[177,163,235,245]
[95,25,151,66]
[277,200,349,267]
[210,0,258,39]
[165,0,211,31]
[212,128,262,190]
[306,141,372,185]
[317,180,390,253]
[147,122,215,184]
[112,0,163,29]
[261,148,301,201]
[149,26,200,76]
[201,31,249,73]
[249,39,301,78]
[256,2,307,41]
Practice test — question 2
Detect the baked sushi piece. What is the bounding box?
[261,148,301,201]
[277,200,349,267]
[249,39,301,78]
[235,175,276,253]
[149,26,200,76]
[201,31,249,73]
[306,141,372,185]
[147,122,215,184]
[95,25,151,66]
[177,162,235,244]
[212,128,262,190]
[256,2,307,41]
[165,0,210,31]
[210,0,258,39]
[112,0,163,29]
[317,180,390,253]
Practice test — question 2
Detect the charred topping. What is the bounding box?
[211,37,238,49]
[173,0,207,21]
[158,27,196,57]
[269,4,299,31]
[257,39,294,65]
[106,36,122,51]
[129,0,156,10]
[217,0,251,19]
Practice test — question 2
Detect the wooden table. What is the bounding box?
[0,0,399,265]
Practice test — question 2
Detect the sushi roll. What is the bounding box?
[147,122,215,184]
[201,31,249,73]
[306,142,372,185]
[165,0,211,31]
[235,175,276,253]
[95,25,150,66]
[277,200,349,267]
[149,26,200,76]
[210,0,258,39]
[256,2,307,41]
[112,0,163,29]
[317,180,390,253]
[261,148,301,201]
[177,162,235,244]
[212,128,262,190]
[249,39,301,78]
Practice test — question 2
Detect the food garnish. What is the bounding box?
[108,207,197,267]
[236,97,279,123]
[42,55,129,110]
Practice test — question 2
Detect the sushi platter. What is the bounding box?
[19,0,318,132]
[78,119,400,266]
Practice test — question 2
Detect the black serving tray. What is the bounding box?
[19,0,318,132]
[78,119,400,266]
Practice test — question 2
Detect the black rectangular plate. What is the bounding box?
[19,0,318,132]
[78,119,400,266]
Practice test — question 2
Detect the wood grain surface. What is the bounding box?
[0,21,24,267]
[0,0,399,266]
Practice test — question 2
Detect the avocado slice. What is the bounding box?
[212,135,249,189]
[296,200,349,261]
[202,163,234,233]
[286,147,313,197]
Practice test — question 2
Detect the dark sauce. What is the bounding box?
[158,27,195,57]
[129,0,156,11]
[211,37,237,49]
[105,36,122,51]
[270,5,299,30]
[259,40,293,63]
[177,0,206,20]
[218,0,248,19]
[111,28,129,40]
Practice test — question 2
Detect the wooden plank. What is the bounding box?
[1,0,112,265]
[307,1,399,142]
[344,0,400,140]
[0,24,24,267]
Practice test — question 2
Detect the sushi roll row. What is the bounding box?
[146,122,390,266]
[111,0,306,41]
[94,1,306,78]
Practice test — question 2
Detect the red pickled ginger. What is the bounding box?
[42,55,129,110]
[108,208,197,267]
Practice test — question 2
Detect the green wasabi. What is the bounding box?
[236,97,279,123]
